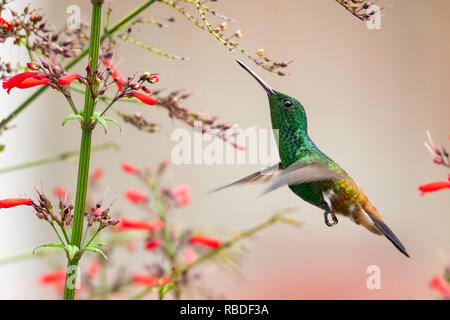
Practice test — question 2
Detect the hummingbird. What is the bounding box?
[213,60,409,257]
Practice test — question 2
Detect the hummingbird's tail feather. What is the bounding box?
[364,208,410,258]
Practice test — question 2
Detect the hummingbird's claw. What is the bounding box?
[324,210,338,227]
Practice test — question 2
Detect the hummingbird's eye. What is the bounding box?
[282,99,294,109]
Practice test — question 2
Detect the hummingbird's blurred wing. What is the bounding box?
[207,162,283,194]
[260,161,343,196]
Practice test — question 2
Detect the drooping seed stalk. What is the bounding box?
[0,0,157,131]
[63,0,103,300]
[0,142,116,175]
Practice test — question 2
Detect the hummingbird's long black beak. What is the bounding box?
[236,60,275,96]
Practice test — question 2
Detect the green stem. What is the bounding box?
[0,142,116,175]
[134,214,286,300]
[0,0,157,131]
[65,96,80,115]
[81,229,101,252]
[25,37,34,62]
[104,0,157,35]
[0,86,47,131]
[147,178,176,262]
[59,224,71,244]
[63,1,103,301]
[0,249,58,265]
[51,223,66,245]
[183,216,278,272]
[147,177,180,299]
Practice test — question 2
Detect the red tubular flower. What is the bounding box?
[2,71,43,93]
[26,61,39,70]
[53,186,68,199]
[0,198,33,209]
[133,274,158,286]
[90,168,103,181]
[233,142,246,151]
[115,218,153,231]
[58,73,80,85]
[16,77,49,89]
[160,276,171,285]
[144,237,160,250]
[429,274,450,297]
[125,241,137,252]
[124,187,148,203]
[149,74,159,84]
[0,17,13,31]
[103,59,125,86]
[122,162,139,175]
[171,184,190,207]
[189,235,222,249]
[103,59,157,105]
[88,260,100,278]
[418,181,450,196]
[183,247,196,264]
[133,91,158,105]
[152,218,164,231]
[39,270,66,285]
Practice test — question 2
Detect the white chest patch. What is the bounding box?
[322,190,336,210]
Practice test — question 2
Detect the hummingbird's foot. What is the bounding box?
[324,210,338,227]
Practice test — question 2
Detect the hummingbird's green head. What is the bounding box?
[236,60,308,133]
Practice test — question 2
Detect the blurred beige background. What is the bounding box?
[0,0,449,299]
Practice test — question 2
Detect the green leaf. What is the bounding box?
[33,242,64,255]
[89,242,111,249]
[158,282,173,300]
[84,246,108,260]
[65,244,79,261]
[0,144,4,153]
[103,117,121,132]
[91,112,108,133]
[62,114,83,126]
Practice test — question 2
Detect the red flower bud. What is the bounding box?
[103,59,125,87]
[125,241,137,252]
[433,157,442,164]
[152,218,164,231]
[171,184,190,207]
[189,235,222,249]
[160,276,171,285]
[133,91,157,105]
[88,260,100,278]
[144,237,160,250]
[233,142,246,151]
[53,186,68,199]
[39,270,66,285]
[0,17,13,31]
[0,198,33,209]
[124,188,148,203]
[429,274,450,297]
[418,181,450,196]
[90,168,103,181]
[26,61,39,70]
[121,162,139,175]
[58,73,80,85]
[149,74,159,84]
[183,247,196,264]
[133,274,158,286]
[115,218,153,231]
